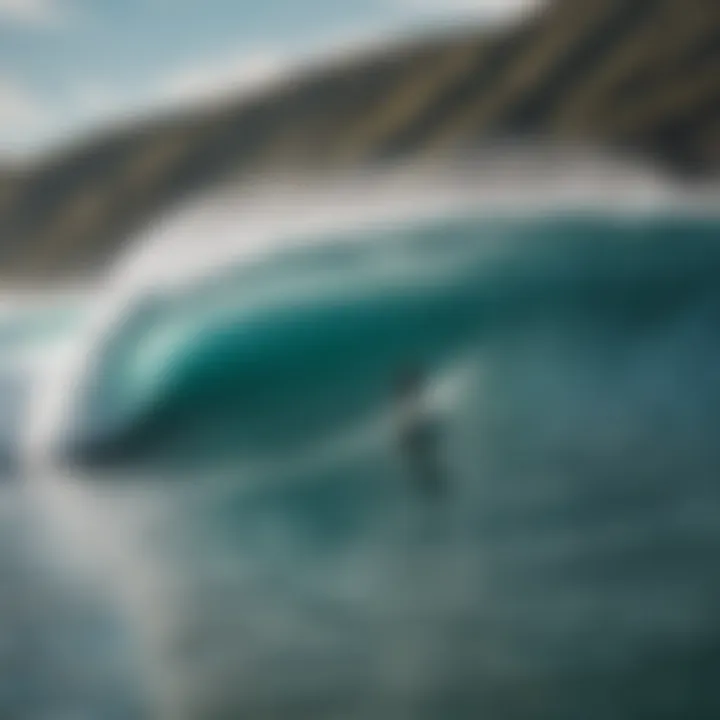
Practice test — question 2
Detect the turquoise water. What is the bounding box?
[8,206,720,718]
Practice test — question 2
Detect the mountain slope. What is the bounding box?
[1,0,719,282]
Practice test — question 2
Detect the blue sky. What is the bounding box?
[0,0,542,159]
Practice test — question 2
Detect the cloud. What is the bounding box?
[0,76,50,155]
[394,0,545,22]
[0,0,64,27]
[0,76,43,128]
[158,50,286,108]
[72,81,126,118]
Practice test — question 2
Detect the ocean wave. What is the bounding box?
[39,209,720,470]
[16,164,720,719]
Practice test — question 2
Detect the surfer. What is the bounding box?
[394,365,445,499]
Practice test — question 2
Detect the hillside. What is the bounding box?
[1,0,719,281]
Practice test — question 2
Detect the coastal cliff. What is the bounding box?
[1,0,718,281]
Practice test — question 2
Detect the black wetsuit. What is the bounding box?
[398,399,444,499]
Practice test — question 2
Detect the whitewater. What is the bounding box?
[2,154,720,719]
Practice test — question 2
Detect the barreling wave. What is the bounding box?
[45,209,720,472]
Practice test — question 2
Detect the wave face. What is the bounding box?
[21,188,720,718]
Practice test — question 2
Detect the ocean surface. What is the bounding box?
[3,166,720,719]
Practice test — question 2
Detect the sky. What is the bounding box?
[0,0,543,160]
